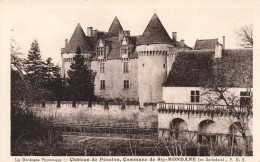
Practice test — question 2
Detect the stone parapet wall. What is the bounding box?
[28,101,158,128]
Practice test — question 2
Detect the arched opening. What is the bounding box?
[229,122,242,146]
[169,118,187,140]
[198,120,217,145]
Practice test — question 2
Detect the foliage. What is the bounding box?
[67,46,95,101]
[11,39,62,155]
[11,38,63,104]
[42,57,63,101]
[11,104,62,153]
[14,134,248,156]
[14,40,63,102]
[25,39,44,82]
[201,55,253,155]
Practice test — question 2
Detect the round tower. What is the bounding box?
[137,14,174,107]
[61,23,94,77]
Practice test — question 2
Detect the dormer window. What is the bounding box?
[97,39,105,59]
[121,36,129,58]
[98,47,105,55]
[121,45,128,55]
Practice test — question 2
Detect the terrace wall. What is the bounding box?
[29,101,158,128]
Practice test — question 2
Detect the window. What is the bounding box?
[97,47,105,55]
[100,80,105,90]
[124,80,129,89]
[123,62,129,73]
[100,63,105,73]
[240,91,251,108]
[121,45,128,54]
[191,90,200,102]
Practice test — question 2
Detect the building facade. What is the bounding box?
[61,14,253,148]
[61,14,252,111]
[158,46,253,147]
[61,14,191,106]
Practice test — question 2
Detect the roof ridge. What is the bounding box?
[223,48,253,51]
[197,38,218,41]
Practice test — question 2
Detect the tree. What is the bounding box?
[11,38,28,102]
[237,24,253,48]
[201,55,253,156]
[67,46,95,103]
[25,39,43,78]
[11,38,24,71]
[24,40,55,102]
[11,39,62,155]
[41,57,63,101]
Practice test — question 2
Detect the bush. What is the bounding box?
[11,102,62,155]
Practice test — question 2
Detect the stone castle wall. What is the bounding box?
[91,58,139,101]
[136,44,172,107]
[61,52,93,77]
[158,112,252,135]
[160,86,253,141]
[162,87,250,104]
[158,111,253,146]
[29,101,157,127]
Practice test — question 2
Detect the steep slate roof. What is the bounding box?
[106,16,124,38]
[164,49,252,88]
[63,23,94,53]
[174,41,192,49]
[194,39,220,50]
[137,13,173,45]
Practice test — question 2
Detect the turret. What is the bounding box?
[61,23,94,77]
[136,13,174,107]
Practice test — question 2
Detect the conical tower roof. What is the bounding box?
[137,13,173,45]
[107,16,123,37]
[64,23,94,53]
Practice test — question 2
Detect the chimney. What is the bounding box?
[180,39,185,48]
[222,36,225,49]
[172,32,177,42]
[65,39,68,47]
[92,29,97,37]
[124,30,130,36]
[215,44,222,59]
[87,27,93,36]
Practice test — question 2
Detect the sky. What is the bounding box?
[2,0,254,65]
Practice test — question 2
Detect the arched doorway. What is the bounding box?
[169,118,187,140]
[198,120,217,145]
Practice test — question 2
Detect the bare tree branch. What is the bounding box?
[237,24,253,48]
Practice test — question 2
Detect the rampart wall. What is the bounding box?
[29,101,158,128]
